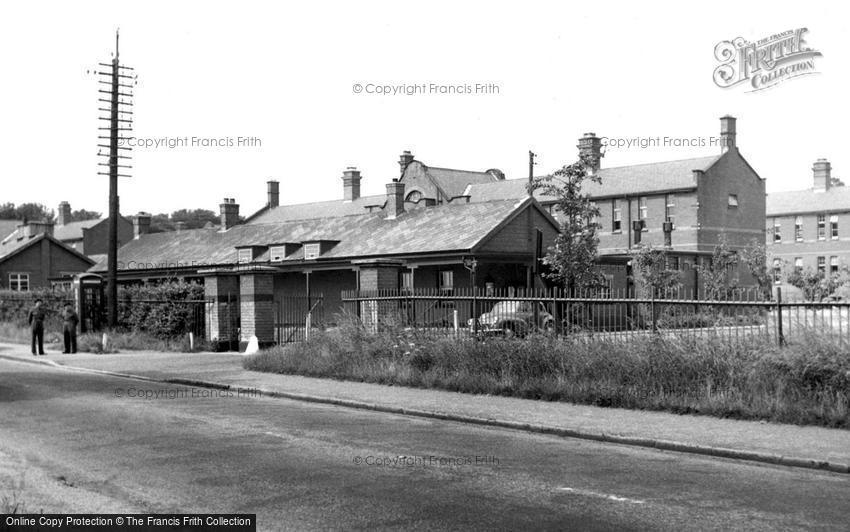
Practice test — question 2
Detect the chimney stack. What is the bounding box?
[57,201,72,226]
[813,158,832,191]
[267,180,279,208]
[399,150,415,173]
[133,212,151,239]
[720,115,737,153]
[385,179,405,219]
[220,198,240,231]
[19,220,54,238]
[342,167,362,202]
[577,133,603,175]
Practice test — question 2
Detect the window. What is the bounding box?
[665,194,676,226]
[9,273,29,291]
[817,214,826,240]
[269,246,286,262]
[237,249,252,264]
[795,216,803,242]
[773,218,781,242]
[794,257,803,272]
[830,256,839,274]
[772,258,782,284]
[612,201,622,232]
[406,190,422,203]
[817,256,826,273]
[668,256,680,270]
[304,243,321,260]
[638,196,648,221]
[438,270,454,291]
[728,194,739,208]
[830,215,839,239]
[401,271,414,291]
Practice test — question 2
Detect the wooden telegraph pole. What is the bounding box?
[96,30,135,326]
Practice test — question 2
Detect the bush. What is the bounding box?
[244,316,850,428]
[117,282,205,339]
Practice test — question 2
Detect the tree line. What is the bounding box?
[0,203,221,232]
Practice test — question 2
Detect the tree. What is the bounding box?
[169,209,219,229]
[696,235,740,299]
[69,209,102,222]
[739,238,772,299]
[786,266,850,301]
[0,202,54,221]
[630,244,682,297]
[529,155,603,294]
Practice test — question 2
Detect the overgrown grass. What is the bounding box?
[244,319,850,428]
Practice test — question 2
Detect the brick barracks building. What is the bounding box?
[767,158,850,288]
[463,116,766,294]
[92,115,765,346]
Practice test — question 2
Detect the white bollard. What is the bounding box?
[453,310,459,336]
[189,332,194,351]
[305,312,312,340]
[244,335,259,355]
[101,333,108,352]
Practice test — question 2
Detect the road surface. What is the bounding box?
[1,358,848,530]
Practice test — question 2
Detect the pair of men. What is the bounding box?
[28,300,79,355]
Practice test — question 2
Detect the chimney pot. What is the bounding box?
[813,158,832,191]
[720,115,737,153]
[267,180,280,208]
[342,167,362,202]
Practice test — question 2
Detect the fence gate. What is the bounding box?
[275,295,323,344]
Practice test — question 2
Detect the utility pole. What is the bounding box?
[526,150,537,293]
[96,30,135,326]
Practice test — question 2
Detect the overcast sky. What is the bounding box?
[0,1,846,218]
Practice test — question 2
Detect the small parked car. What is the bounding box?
[468,300,555,337]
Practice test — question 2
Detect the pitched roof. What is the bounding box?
[53,219,103,241]
[90,198,544,272]
[0,230,95,265]
[767,186,850,216]
[248,194,387,224]
[424,166,500,198]
[0,220,20,240]
[466,155,721,202]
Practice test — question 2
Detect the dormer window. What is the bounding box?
[270,246,286,262]
[237,249,253,264]
[304,243,320,260]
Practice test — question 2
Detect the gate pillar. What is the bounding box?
[239,271,275,348]
[204,274,240,351]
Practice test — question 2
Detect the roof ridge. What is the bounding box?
[598,154,721,172]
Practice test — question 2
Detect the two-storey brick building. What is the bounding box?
[766,159,850,282]
[461,116,766,293]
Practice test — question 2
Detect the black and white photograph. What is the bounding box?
[1,1,849,530]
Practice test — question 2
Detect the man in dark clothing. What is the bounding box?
[28,299,46,356]
[62,304,79,354]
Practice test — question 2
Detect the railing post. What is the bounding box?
[472,286,478,338]
[650,290,657,333]
[776,287,785,347]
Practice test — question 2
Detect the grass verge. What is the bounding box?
[0,322,208,353]
[244,321,850,428]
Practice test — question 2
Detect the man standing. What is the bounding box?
[62,303,79,354]
[28,299,46,356]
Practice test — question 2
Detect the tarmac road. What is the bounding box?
[1,358,849,531]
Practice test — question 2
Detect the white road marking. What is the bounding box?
[558,487,646,505]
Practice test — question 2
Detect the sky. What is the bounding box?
[0,1,847,218]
